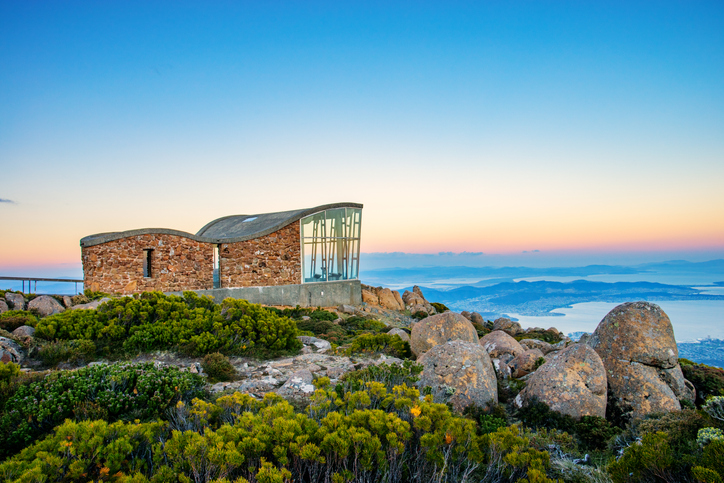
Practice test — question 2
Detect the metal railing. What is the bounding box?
[0,276,84,295]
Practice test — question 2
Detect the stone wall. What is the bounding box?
[83,234,214,294]
[219,221,301,287]
[83,222,302,294]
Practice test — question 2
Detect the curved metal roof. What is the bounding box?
[80,202,363,247]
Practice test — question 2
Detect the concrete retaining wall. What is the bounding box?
[168,279,361,307]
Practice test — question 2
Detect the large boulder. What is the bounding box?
[0,337,25,364]
[410,312,479,357]
[417,340,498,412]
[5,293,25,311]
[509,349,545,378]
[480,330,525,361]
[588,302,695,420]
[516,343,607,419]
[492,318,523,336]
[28,295,65,317]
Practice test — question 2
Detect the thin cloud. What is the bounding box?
[0,198,15,204]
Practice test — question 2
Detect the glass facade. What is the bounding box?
[301,208,361,283]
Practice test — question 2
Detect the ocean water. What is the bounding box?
[505,300,724,342]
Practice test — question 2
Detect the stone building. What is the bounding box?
[81,203,363,306]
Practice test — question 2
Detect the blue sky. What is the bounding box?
[1,1,723,274]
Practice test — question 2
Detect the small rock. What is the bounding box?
[470,312,485,325]
[519,338,555,355]
[297,336,332,353]
[388,328,410,342]
[189,362,203,374]
[338,304,356,314]
[62,296,73,308]
[0,337,25,364]
[12,325,35,338]
[492,318,523,336]
[0,300,8,313]
[5,293,26,311]
[28,295,65,317]
[277,369,317,397]
[301,315,311,321]
[71,297,111,310]
[480,331,525,360]
[460,311,472,321]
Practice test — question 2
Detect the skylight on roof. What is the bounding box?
[243,217,258,223]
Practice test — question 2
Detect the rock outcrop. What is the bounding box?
[28,295,65,317]
[509,349,545,378]
[417,340,498,412]
[378,288,404,311]
[410,312,479,357]
[588,302,695,420]
[5,293,25,311]
[362,289,379,305]
[516,343,607,419]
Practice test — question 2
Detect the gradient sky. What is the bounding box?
[1,1,723,274]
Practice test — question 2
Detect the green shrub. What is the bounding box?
[575,415,620,451]
[339,315,387,333]
[681,359,724,406]
[411,311,429,320]
[340,361,423,393]
[37,339,96,366]
[0,362,205,459]
[430,302,449,313]
[0,311,37,331]
[514,329,562,344]
[202,352,237,383]
[699,439,724,479]
[268,305,337,322]
[296,318,347,343]
[34,291,301,358]
[347,333,411,358]
[608,431,675,483]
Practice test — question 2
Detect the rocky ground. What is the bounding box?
[1,285,698,424]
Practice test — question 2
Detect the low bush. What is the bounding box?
[347,333,411,358]
[0,311,37,331]
[37,339,96,367]
[680,359,724,406]
[34,291,302,358]
[339,315,387,333]
[430,302,449,313]
[268,305,338,322]
[0,378,569,483]
[0,362,205,459]
[296,318,347,343]
[202,352,237,383]
[514,329,562,344]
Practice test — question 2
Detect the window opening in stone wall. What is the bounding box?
[301,208,361,283]
[213,244,221,289]
[143,249,153,278]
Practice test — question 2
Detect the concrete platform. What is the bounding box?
[168,279,361,307]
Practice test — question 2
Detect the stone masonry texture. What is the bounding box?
[82,221,301,295]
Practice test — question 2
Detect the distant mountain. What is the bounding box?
[408,279,724,318]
